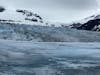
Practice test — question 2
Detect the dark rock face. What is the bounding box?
[77,19,100,30]
[16,9,43,23]
[71,19,100,31]
[25,18,38,22]
[0,6,5,12]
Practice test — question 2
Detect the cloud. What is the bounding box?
[55,0,98,10]
[0,0,98,9]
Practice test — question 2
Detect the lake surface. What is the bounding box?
[0,40,100,75]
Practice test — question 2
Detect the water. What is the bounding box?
[0,40,100,75]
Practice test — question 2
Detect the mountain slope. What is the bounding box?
[71,13,100,31]
[0,8,44,25]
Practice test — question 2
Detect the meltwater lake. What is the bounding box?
[0,40,100,75]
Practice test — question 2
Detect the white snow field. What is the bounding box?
[0,40,100,75]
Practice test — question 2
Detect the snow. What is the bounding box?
[78,11,100,24]
[0,9,45,26]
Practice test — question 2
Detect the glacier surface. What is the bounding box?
[0,23,100,42]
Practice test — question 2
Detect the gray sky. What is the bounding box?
[0,0,100,23]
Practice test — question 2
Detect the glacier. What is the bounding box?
[0,23,100,42]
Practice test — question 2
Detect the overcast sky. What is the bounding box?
[0,0,100,23]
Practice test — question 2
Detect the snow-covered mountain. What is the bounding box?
[71,13,100,31]
[0,7,45,25]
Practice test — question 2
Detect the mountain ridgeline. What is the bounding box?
[71,14,100,31]
[0,8,44,25]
